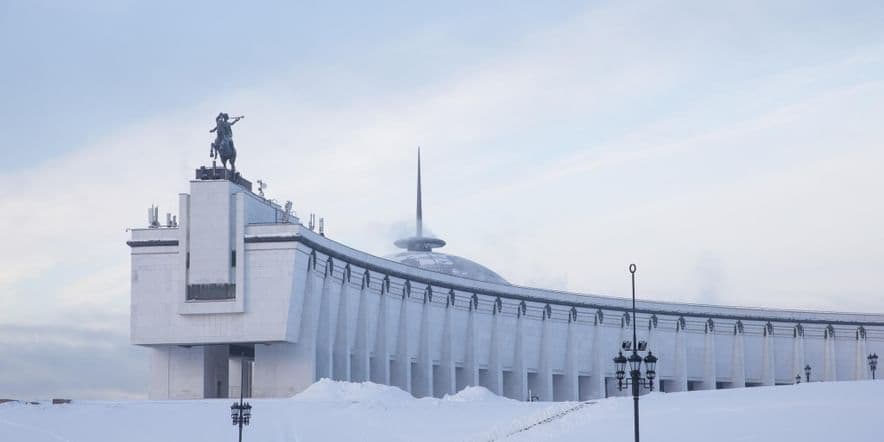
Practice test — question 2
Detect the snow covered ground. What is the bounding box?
[1,379,880,441]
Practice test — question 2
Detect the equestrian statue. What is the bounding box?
[210,112,244,173]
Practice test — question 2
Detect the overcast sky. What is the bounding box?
[2,1,884,399]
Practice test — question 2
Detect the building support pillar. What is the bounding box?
[463,294,480,390]
[589,310,606,399]
[537,304,554,401]
[393,282,412,393]
[854,326,868,380]
[371,277,391,385]
[332,268,352,381]
[731,321,746,388]
[761,322,776,386]
[437,290,457,396]
[508,301,528,401]
[563,307,579,401]
[487,298,504,395]
[702,319,717,390]
[352,272,371,382]
[414,286,433,397]
[792,324,805,384]
[824,325,837,382]
[673,316,688,392]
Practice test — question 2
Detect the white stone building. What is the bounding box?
[129,162,884,401]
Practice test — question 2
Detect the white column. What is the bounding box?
[371,277,390,385]
[563,307,579,401]
[854,326,868,380]
[393,282,412,393]
[731,321,746,388]
[589,310,606,399]
[673,316,688,392]
[487,298,504,395]
[332,269,351,381]
[352,273,371,382]
[284,255,322,391]
[537,304,554,401]
[463,294,480,389]
[438,290,457,396]
[647,315,659,391]
[702,319,717,390]
[314,260,335,380]
[509,301,528,401]
[792,324,805,384]
[824,325,837,382]
[414,286,433,397]
[761,322,776,386]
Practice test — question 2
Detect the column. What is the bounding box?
[352,272,371,382]
[314,259,335,380]
[673,316,688,392]
[792,324,805,384]
[332,267,352,381]
[371,277,390,385]
[731,320,746,388]
[702,318,717,390]
[414,285,433,397]
[761,322,776,386]
[854,326,868,380]
[463,294,480,390]
[488,298,504,395]
[437,290,457,396]
[393,282,412,392]
[563,307,580,401]
[508,301,528,401]
[589,309,606,399]
[824,325,837,381]
[537,304,554,401]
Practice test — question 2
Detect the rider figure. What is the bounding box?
[210,112,243,157]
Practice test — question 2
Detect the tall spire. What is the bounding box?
[416,147,423,238]
[394,149,446,252]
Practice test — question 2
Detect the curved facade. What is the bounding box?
[129,169,884,400]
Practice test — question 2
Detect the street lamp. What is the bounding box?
[612,264,656,442]
[804,364,812,383]
[869,353,878,380]
[230,354,252,442]
[795,374,801,384]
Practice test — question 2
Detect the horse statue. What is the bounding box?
[210,113,244,173]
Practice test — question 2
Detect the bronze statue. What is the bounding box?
[210,113,243,173]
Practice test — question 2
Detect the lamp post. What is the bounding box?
[795,374,801,384]
[612,264,657,442]
[804,364,812,383]
[230,355,252,442]
[869,353,878,380]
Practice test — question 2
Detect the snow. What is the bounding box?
[1,380,880,441]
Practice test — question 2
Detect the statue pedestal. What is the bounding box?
[195,166,252,191]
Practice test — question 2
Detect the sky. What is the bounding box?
[1,0,883,399]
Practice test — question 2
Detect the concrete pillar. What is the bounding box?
[414,286,434,397]
[253,342,307,397]
[792,324,805,384]
[314,261,335,380]
[487,298,504,395]
[854,326,868,380]
[589,310,606,399]
[761,322,776,386]
[352,272,371,382]
[672,316,688,392]
[824,325,837,381]
[647,315,659,391]
[507,301,528,401]
[393,282,412,393]
[702,319,717,390]
[284,259,322,390]
[371,277,391,385]
[149,344,230,400]
[731,320,746,388]
[332,270,352,381]
[537,304,554,401]
[563,307,579,401]
[463,294,480,389]
[437,290,457,396]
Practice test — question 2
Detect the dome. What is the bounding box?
[385,250,510,285]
